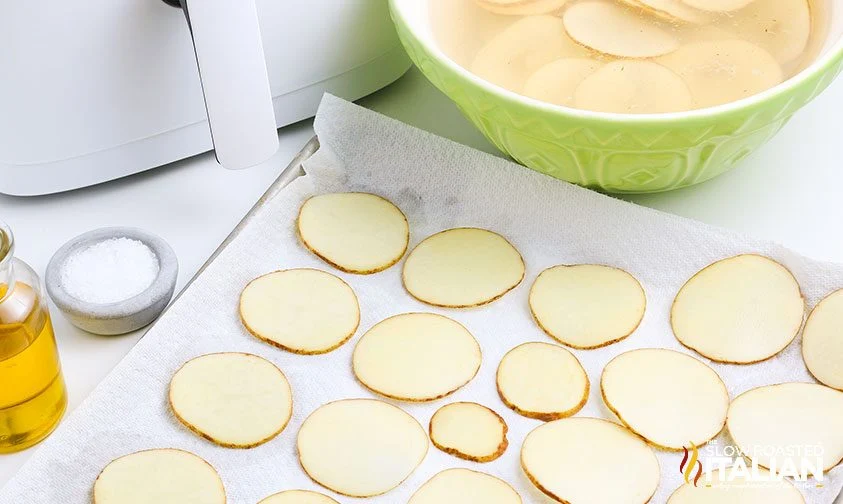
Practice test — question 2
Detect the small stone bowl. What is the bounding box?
[46,227,179,336]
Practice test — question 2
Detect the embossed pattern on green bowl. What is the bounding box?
[390,1,843,193]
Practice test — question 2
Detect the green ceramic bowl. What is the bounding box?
[390,0,843,193]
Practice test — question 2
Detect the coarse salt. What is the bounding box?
[61,238,160,304]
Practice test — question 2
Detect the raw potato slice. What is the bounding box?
[471,16,590,92]
[658,40,783,109]
[402,228,525,308]
[297,399,428,497]
[601,349,729,450]
[575,60,692,114]
[496,342,589,420]
[667,467,805,504]
[352,313,481,401]
[429,402,508,462]
[297,193,409,274]
[522,418,660,504]
[619,0,710,24]
[681,0,754,12]
[93,449,225,504]
[475,0,569,16]
[240,269,360,354]
[169,353,293,448]
[729,0,810,64]
[258,490,339,504]
[529,264,646,349]
[523,58,604,107]
[727,383,843,473]
[802,289,843,390]
[408,468,522,504]
[563,1,679,58]
[671,254,804,364]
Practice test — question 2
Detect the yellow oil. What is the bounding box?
[0,281,67,453]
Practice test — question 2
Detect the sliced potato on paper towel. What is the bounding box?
[563,1,679,58]
[297,399,428,497]
[667,467,805,504]
[529,264,646,349]
[408,468,522,504]
[681,0,754,12]
[658,39,783,109]
[521,418,660,504]
[240,268,360,354]
[496,342,589,420]
[802,289,843,390]
[619,0,710,24]
[474,0,570,16]
[601,348,729,450]
[169,353,293,448]
[429,402,508,462]
[523,58,604,107]
[93,449,225,504]
[258,490,340,504]
[352,313,481,401]
[575,60,693,114]
[671,254,804,364]
[727,383,843,473]
[402,228,525,308]
[728,0,811,64]
[297,193,409,274]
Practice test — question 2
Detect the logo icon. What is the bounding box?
[680,442,704,487]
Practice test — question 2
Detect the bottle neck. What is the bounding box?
[0,224,15,301]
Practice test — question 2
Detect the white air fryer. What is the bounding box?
[0,0,410,195]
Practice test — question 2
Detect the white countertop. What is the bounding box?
[2,67,843,494]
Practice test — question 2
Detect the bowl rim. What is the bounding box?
[390,0,843,124]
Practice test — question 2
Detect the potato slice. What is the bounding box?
[802,289,843,390]
[402,228,524,308]
[258,490,339,504]
[169,353,293,448]
[429,402,508,462]
[563,1,679,58]
[667,467,805,504]
[240,269,360,354]
[671,254,804,364]
[601,349,729,450]
[474,0,570,16]
[575,60,692,114]
[93,449,225,504]
[681,0,754,12]
[297,193,409,274]
[619,0,710,24]
[728,0,811,64]
[352,313,481,401]
[408,468,521,504]
[471,16,590,92]
[529,264,646,349]
[727,383,843,473]
[658,39,783,109]
[496,342,589,420]
[521,418,660,504]
[297,399,428,497]
[523,58,604,107]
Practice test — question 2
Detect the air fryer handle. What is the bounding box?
[169,0,279,170]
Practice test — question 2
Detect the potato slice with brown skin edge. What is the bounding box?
[496,342,589,421]
[402,228,525,308]
[682,0,755,12]
[727,383,843,473]
[667,467,805,504]
[408,468,522,504]
[521,418,660,504]
[529,264,646,349]
[523,58,604,107]
[658,39,783,109]
[429,402,508,462]
[169,352,293,448]
[93,449,225,504]
[619,0,710,24]
[601,348,729,451]
[563,0,679,58]
[475,0,570,16]
[352,313,482,402]
[258,490,340,504]
[802,289,843,390]
[728,0,810,64]
[670,254,804,364]
[239,268,360,355]
[574,60,692,114]
[296,399,428,498]
[297,193,409,275]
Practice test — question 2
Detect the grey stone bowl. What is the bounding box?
[45,227,178,336]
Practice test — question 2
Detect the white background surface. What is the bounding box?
[1,67,843,493]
